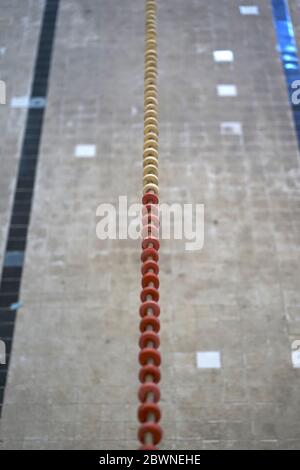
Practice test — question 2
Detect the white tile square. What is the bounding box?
[239,6,259,15]
[217,84,237,97]
[196,351,221,369]
[220,121,242,136]
[0,80,6,104]
[10,96,30,108]
[10,96,46,108]
[75,144,96,158]
[213,50,234,63]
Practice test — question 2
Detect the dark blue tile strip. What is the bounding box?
[0,0,60,415]
[271,0,300,145]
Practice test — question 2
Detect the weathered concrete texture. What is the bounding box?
[0,0,44,267]
[0,0,300,449]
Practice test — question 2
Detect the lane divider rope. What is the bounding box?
[138,0,162,450]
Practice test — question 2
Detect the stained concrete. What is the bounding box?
[0,0,300,449]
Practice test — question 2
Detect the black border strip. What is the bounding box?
[0,0,60,415]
